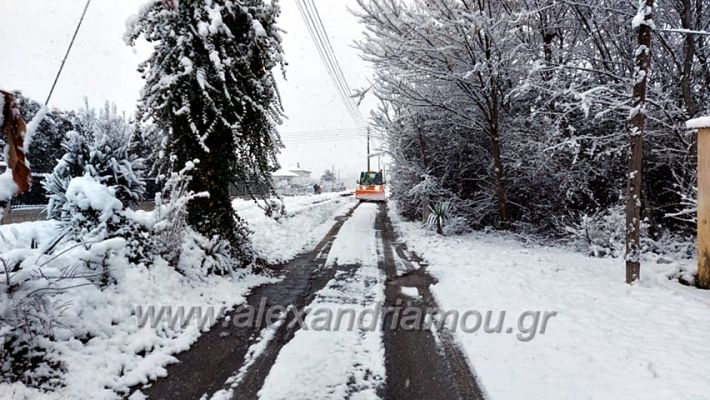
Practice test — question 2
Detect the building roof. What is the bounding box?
[288,162,311,174]
[272,168,300,178]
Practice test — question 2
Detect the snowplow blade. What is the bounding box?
[355,186,386,202]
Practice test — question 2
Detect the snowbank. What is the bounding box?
[0,193,352,399]
[0,219,274,400]
[233,192,354,263]
[390,209,710,400]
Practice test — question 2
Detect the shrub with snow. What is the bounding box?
[44,104,145,222]
[0,231,127,387]
[42,105,151,264]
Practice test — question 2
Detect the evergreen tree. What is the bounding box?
[12,91,75,173]
[126,0,285,266]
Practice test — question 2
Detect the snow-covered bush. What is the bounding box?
[43,105,149,264]
[565,205,628,258]
[563,205,690,259]
[0,234,126,387]
[44,104,145,221]
[178,230,234,278]
[152,159,208,265]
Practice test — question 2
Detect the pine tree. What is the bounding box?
[126,0,285,266]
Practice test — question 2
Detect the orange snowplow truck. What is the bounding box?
[355,170,386,202]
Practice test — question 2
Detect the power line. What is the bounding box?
[283,135,364,144]
[296,0,367,127]
[281,131,366,141]
[304,0,365,126]
[305,0,366,125]
[296,0,361,126]
[45,0,91,105]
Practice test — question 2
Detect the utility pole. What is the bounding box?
[625,0,654,284]
[367,126,371,171]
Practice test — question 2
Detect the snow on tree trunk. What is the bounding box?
[126,0,285,266]
[626,0,654,283]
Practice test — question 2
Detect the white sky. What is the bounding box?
[0,0,380,185]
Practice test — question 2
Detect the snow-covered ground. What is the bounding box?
[0,193,351,400]
[256,203,385,400]
[233,192,354,263]
[390,208,710,400]
[1,222,275,400]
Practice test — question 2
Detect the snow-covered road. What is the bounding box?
[256,202,386,400]
[6,194,705,400]
[208,201,482,400]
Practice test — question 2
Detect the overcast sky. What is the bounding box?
[0,0,379,185]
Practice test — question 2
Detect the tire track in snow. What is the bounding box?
[251,202,386,400]
[377,204,485,400]
[130,201,361,400]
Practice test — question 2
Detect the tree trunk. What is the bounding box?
[626,0,654,284]
[489,80,510,226]
[680,0,696,118]
[491,127,509,226]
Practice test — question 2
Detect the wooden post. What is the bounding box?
[689,118,710,289]
[625,0,654,284]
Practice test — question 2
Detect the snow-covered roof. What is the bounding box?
[272,168,300,177]
[288,166,311,173]
[687,116,710,129]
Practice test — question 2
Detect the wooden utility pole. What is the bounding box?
[688,118,710,289]
[626,0,654,284]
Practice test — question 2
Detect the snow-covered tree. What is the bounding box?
[12,91,75,173]
[42,105,149,266]
[44,104,145,222]
[125,0,285,266]
[357,0,709,261]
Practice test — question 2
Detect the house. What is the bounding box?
[272,163,312,183]
[288,163,311,179]
[272,163,314,196]
[272,168,300,185]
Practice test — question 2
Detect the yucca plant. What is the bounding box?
[426,201,451,235]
